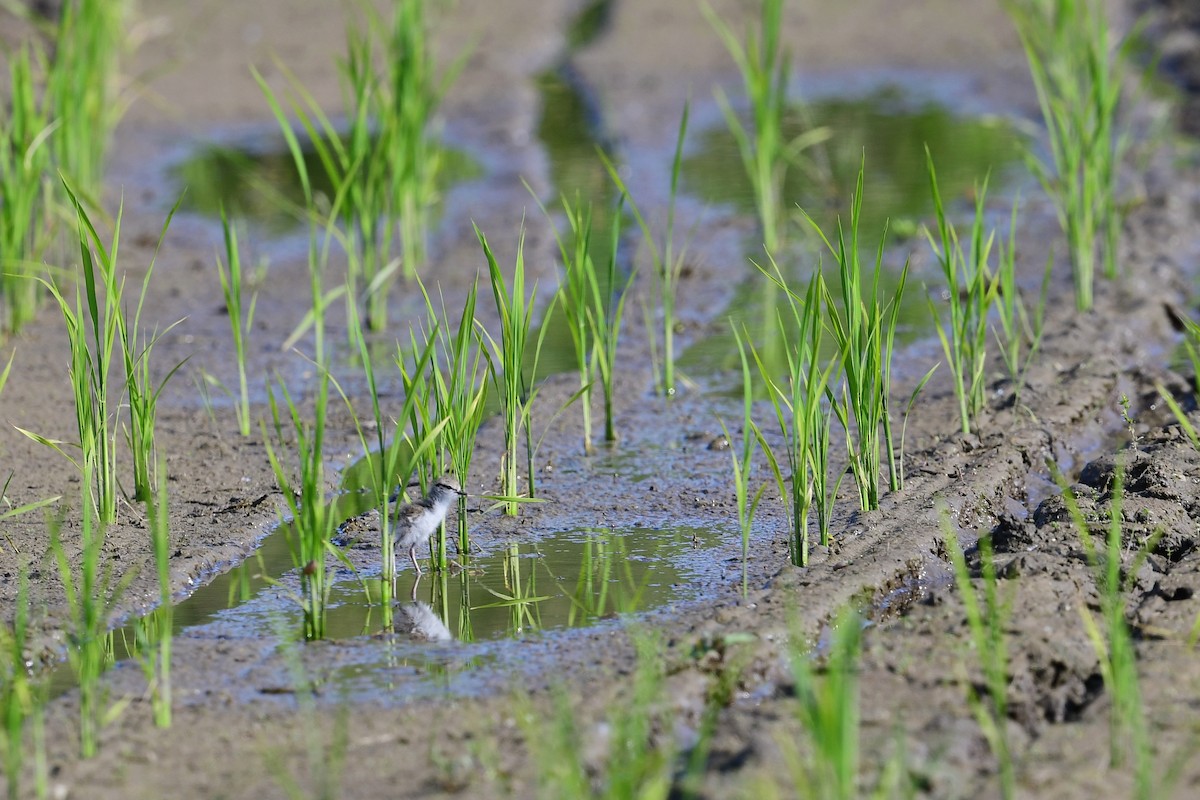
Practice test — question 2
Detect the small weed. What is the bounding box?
[785,606,863,800]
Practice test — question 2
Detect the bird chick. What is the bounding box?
[392,475,465,575]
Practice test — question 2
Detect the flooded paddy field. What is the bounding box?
[4,0,1200,797]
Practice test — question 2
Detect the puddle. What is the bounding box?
[682,86,1023,238]
[676,256,926,387]
[173,132,482,232]
[674,88,1024,387]
[527,62,630,379]
[52,515,724,698]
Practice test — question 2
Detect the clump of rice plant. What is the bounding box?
[255,133,347,639]
[421,281,490,560]
[117,198,188,503]
[751,261,838,567]
[337,298,438,621]
[940,513,1015,799]
[376,0,464,288]
[784,606,863,800]
[46,0,129,198]
[254,1,462,332]
[263,620,349,800]
[19,184,181,523]
[539,191,634,451]
[703,0,830,252]
[51,479,134,758]
[1004,0,1133,311]
[253,58,391,335]
[924,148,1000,437]
[803,158,923,510]
[0,567,49,800]
[263,369,341,641]
[515,632,677,799]
[477,224,550,516]
[1053,463,1157,795]
[601,105,689,398]
[0,47,55,335]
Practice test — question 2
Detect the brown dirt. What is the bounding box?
[3,0,1200,798]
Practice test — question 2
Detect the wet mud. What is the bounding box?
[3,0,1200,797]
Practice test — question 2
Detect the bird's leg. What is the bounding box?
[409,544,423,576]
[409,574,420,603]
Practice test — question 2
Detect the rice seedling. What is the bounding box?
[784,606,863,800]
[133,464,174,728]
[18,186,184,517]
[515,632,676,799]
[924,148,1000,437]
[1159,383,1200,453]
[1004,0,1133,311]
[601,104,689,397]
[255,0,462,331]
[0,46,55,335]
[586,205,634,447]
[253,57,390,337]
[0,567,48,800]
[263,373,341,641]
[477,223,551,515]
[50,477,134,758]
[391,280,490,573]
[992,199,1051,406]
[940,513,1015,799]
[750,261,839,568]
[722,326,768,596]
[703,0,827,252]
[803,158,920,510]
[1052,462,1155,794]
[117,197,188,503]
[1175,315,1200,399]
[213,208,258,436]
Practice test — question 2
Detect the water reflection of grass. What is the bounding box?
[683,88,1023,237]
[174,138,481,234]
